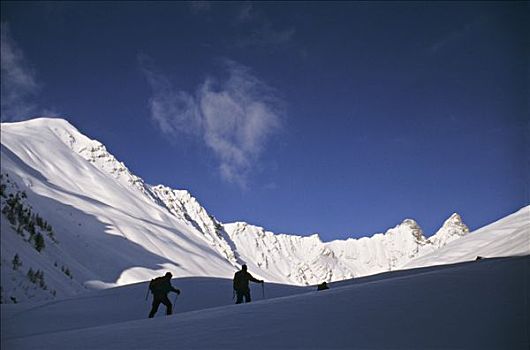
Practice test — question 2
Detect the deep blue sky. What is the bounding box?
[1,2,527,240]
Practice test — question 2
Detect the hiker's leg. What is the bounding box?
[244,290,251,303]
[161,295,172,315]
[235,291,244,304]
[149,297,161,318]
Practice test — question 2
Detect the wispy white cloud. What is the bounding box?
[139,55,202,137]
[1,22,39,121]
[140,58,283,188]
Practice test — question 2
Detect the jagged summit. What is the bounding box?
[444,213,465,226]
[401,218,420,226]
[428,212,470,248]
[151,184,240,265]
[394,218,425,241]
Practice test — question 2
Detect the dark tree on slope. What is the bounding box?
[33,232,45,252]
[35,270,46,289]
[62,266,73,278]
[12,254,22,270]
[27,268,37,283]
[0,181,6,197]
[27,268,47,289]
[1,177,57,246]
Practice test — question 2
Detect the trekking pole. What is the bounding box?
[145,286,150,301]
[173,293,178,305]
[262,282,265,299]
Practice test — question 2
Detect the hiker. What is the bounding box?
[233,264,264,304]
[148,272,181,318]
[317,282,329,291]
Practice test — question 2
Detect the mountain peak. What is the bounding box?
[401,218,420,228]
[400,218,426,243]
[429,212,470,248]
[445,213,463,224]
[442,213,468,231]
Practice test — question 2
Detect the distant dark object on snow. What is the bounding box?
[317,282,329,291]
[475,256,484,261]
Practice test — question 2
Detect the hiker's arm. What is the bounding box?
[249,273,264,284]
[171,285,181,294]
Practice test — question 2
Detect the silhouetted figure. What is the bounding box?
[475,256,484,261]
[317,282,329,291]
[233,264,263,304]
[148,272,181,318]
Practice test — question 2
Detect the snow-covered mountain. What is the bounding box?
[225,213,473,285]
[1,118,238,304]
[0,118,524,305]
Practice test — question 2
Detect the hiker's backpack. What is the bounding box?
[233,271,247,291]
[149,276,166,294]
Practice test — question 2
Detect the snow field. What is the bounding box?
[2,256,528,349]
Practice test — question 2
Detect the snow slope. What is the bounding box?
[405,205,530,269]
[2,256,528,349]
[1,277,307,340]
